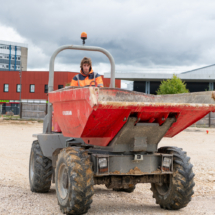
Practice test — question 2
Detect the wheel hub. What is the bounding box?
[30,151,34,181]
[155,175,171,195]
[62,172,68,189]
[58,163,69,199]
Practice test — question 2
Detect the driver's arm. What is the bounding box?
[70,76,79,87]
[95,73,104,87]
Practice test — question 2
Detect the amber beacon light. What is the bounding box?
[81,32,87,45]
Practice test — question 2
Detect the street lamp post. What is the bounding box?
[19,61,22,117]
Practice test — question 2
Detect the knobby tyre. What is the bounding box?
[55,147,94,215]
[29,140,52,193]
[151,146,195,210]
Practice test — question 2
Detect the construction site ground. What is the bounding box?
[0,120,214,215]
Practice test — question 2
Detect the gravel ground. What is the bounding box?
[0,120,215,215]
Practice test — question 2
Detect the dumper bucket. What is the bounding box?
[49,87,215,147]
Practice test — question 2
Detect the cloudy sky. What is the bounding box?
[1,0,215,75]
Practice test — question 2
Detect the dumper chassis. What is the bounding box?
[29,38,215,214]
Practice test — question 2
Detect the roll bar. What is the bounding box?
[47,45,115,133]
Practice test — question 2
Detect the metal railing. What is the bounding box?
[47,45,116,133]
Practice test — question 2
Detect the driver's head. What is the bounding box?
[80,57,92,75]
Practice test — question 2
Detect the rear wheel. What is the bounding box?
[151,147,195,210]
[55,147,94,215]
[29,140,52,193]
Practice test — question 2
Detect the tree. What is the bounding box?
[157,74,189,95]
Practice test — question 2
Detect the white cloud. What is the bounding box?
[0,25,25,43]
[0,24,49,70]
[1,0,215,72]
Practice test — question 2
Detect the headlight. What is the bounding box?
[98,158,108,168]
[163,157,171,168]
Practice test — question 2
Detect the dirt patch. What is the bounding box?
[110,170,121,175]
[126,167,147,175]
[0,122,215,214]
[0,120,41,125]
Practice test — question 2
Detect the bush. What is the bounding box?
[157,74,189,95]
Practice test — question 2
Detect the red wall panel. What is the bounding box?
[0,71,121,101]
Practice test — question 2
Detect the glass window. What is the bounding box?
[30,84,35,93]
[44,85,48,93]
[4,84,9,92]
[58,85,64,89]
[17,84,21,92]
[12,56,15,59]
[17,57,20,60]
[6,65,8,68]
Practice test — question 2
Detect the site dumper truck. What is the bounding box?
[29,34,215,215]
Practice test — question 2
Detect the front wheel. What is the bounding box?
[151,147,195,210]
[55,147,94,215]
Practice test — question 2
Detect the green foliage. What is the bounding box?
[65,82,71,86]
[205,84,213,91]
[157,74,189,95]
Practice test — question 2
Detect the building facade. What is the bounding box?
[0,70,121,115]
[104,65,215,127]
[0,40,28,71]
[104,64,215,94]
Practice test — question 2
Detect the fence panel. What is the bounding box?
[21,103,47,120]
[1,104,20,115]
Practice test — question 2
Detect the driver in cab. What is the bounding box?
[70,57,104,87]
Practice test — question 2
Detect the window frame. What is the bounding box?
[17,84,21,93]
[44,85,48,93]
[3,84,9,92]
[29,84,35,93]
[58,85,64,89]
